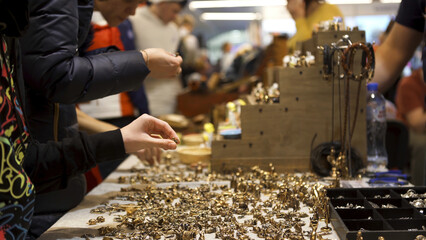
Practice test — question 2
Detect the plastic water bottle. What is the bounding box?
[366,83,388,172]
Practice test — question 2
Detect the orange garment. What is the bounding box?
[84,23,135,192]
[395,69,426,126]
[87,24,134,117]
[88,24,124,51]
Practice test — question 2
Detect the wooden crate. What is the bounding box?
[211,30,367,173]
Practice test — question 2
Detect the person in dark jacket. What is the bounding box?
[0,1,180,239]
[18,0,182,237]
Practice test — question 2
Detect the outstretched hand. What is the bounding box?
[120,114,180,154]
[141,48,183,78]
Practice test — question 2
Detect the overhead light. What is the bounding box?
[380,0,401,3]
[201,12,262,21]
[327,0,372,4]
[189,0,286,10]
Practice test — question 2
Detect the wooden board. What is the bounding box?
[177,91,239,118]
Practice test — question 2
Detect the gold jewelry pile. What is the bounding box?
[86,162,335,240]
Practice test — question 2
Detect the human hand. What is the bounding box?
[133,147,162,166]
[120,114,180,154]
[286,0,305,20]
[141,48,183,78]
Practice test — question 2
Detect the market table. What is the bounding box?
[38,154,342,240]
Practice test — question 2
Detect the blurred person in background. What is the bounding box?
[177,14,201,88]
[217,42,234,77]
[130,0,187,116]
[286,0,343,54]
[395,65,426,186]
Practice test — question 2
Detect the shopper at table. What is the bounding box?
[0,2,179,239]
[372,0,425,185]
[17,0,182,238]
[77,0,162,187]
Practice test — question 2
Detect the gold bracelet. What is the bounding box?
[142,50,149,68]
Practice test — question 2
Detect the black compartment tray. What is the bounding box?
[327,187,426,240]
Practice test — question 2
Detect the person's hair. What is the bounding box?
[304,0,323,12]
[305,0,316,5]
[147,0,188,8]
[305,0,323,4]
[222,42,231,52]
[178,0,188,8]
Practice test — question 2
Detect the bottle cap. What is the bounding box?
[367,82,378,91]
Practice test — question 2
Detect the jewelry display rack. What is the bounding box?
[211,28,368,174]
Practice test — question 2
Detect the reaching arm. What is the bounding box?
[25,114,179,193]
[20,0,148,103]
[77,108,164,164]
[373,24,422,93]
[20,0,181,104]
[24,130,124,193]
[76,108,119,134]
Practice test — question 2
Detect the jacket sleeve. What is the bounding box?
[24,129,126,193]
[19,0,150,104]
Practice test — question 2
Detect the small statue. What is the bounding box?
[356,230,363,240]
[321,198,332,233]
[310,213,319,240]
[327,147,338,178]
[253,82,267,104]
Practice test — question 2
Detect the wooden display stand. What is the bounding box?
[211,30,367,173]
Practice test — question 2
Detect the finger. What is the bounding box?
[154,148,162,164]
[167,51,179,58]
[146,138,177,150]
[151,118,180,144]
[144,115,180,144]
[145,147,154,165]
[135,150,151,165]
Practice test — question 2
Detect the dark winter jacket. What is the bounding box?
[15,0,150,221]
[18,0,149,215]
[19,0,149,143]
[0,0,128,238]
